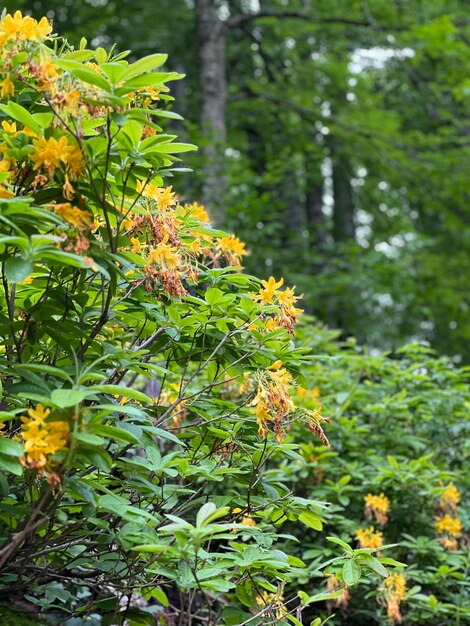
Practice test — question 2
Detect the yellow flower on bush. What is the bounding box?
[325,572,350,609]
[379,572,406,624]
[32,136,84,179]
[51,202,92,230]
[145,235,187,296]
[255,590,286,618]
[356,526,384,550]
[182,202,211,224]
[0,11,51,45]
[251,360,295,442]
[434,514,462,537]
[232,507,256,528]
[217,235,247,266]
[20,404,69,472]
[0,74,15,98]
[364,493,390,527]
[136,180,176,210]
[254,276,284,305]
[439,482,460,510]
[252,276,303,333]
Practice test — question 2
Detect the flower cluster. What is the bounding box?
[250,361,329,444]
[379,573,406,624]
[364,493,390,527]
[252,360,295,442]
[0,11,51,47]
[20,404,69,473]
[157,383,187,428]
[216,235,247,266]
[434,482,463,550]
[251,276,303,333]
[232,507,256,528]
[254,590,287,620]
[355,526,384,551]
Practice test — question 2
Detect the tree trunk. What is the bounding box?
[195,0,227,223]
[305,154,326,251]
[331,141,355,242]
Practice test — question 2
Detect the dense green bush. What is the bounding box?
[282,324,469,625]
[0,11,467,626]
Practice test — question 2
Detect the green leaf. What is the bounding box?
[379,557,407,568]
[305,589,344,604]
[196,502,217,527]
[88,384,151,404]
[358,553,389,577]
[120,54,168,81]
[0,438,23,457]
[94,47,108,64]
[51,389,85,408]
[93,425,141,445]
[131,544,169,553]
[74,432,106,447]
[342,559,362,586]
[4,257,33,283]
[327,536,353,553]
[55,60,111,91]
[0,102,42,134]
[0,454,23,475]
[299,510,323,531]
[154,142,198,154]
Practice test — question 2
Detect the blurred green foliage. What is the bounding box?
[10,0,470,360]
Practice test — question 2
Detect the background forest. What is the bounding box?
[10,0,470,361]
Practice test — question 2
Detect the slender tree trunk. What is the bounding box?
[305,154,326,251]
[331,142,355,242]
[195,0,227,222]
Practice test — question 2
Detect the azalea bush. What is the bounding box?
[281,325,470,625]
[0,10,405,626]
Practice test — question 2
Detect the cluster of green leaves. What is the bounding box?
[272,322,469,625]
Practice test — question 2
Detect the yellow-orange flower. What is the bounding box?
[34,55,59,90]
[20,403,69,472]
[217,235,247,266]
[232,507,257,529]
[439,482,460,509]
[157,383,186,427]
[379,573,406,624]
[0,74,14,98]
[252,360,295,442]
[434,514,462,537]
[364,493,390,527]
[136,180,176,210]
[31,136,84,179]
[182,201,211,224]
[253,276,284,305]
[0,11,52,45]
[356,527,383,549]
[144,235,187,297]
[51,202,92,230]
[325,573,350,610]
[1,121,17,134]
[252,276,303,333]
[0,185,14,198]
[147,236,180,269]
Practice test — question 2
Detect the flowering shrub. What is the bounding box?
[0,11,400,626]
[281,325,469,625]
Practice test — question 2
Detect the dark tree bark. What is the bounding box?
[195,0,227,222]
[305,155,326,251]
[331,142,355,242]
